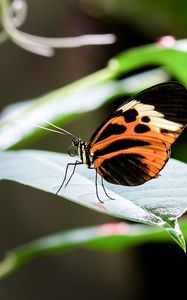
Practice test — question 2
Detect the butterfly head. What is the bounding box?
[68,136,92,167]
[68,137,81,157]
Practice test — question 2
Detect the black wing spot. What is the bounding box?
[160,128,169,134]
[95,123,126,143]
[94,139,150,156]
[123,109,138,123]
[100,153,148,185]
[134,124,150,133]
[141,116,150,123]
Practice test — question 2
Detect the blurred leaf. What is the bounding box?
[0,219,187,279]
[82,0,187,37]
[0,150,187,250]
[0,68,169,150]
[1,40,187,150]
[110,43,187,84]
[0,41,187,150]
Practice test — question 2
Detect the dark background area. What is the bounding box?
[0,0,187,299]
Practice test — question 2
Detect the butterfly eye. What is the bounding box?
[68,146,77,157]
[72,137,80,146]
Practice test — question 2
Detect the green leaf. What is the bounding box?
[0,219,187,279]
[0,68,168,150]
[110,43,187,84]
[1,41,187,150]
[0,150,187,250]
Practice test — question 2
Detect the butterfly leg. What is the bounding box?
[101,177,115,200]
[64,160,82,187]
[95,171,104,204]
[56,160,82,195]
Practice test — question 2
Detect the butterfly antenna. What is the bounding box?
[30,119,74,137]
[42,119,74,137]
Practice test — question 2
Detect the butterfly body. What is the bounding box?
[68,82,187,190]
[72,137,93,168]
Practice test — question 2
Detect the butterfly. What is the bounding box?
[38,81,187,202]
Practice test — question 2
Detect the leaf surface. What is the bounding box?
[1,219,187,279]
[0,150,186,249]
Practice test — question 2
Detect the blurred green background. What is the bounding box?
[0,0,187,299]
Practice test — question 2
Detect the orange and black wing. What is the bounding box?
[87,82,187,186]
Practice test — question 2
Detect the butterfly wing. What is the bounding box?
[87,82,187,186]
